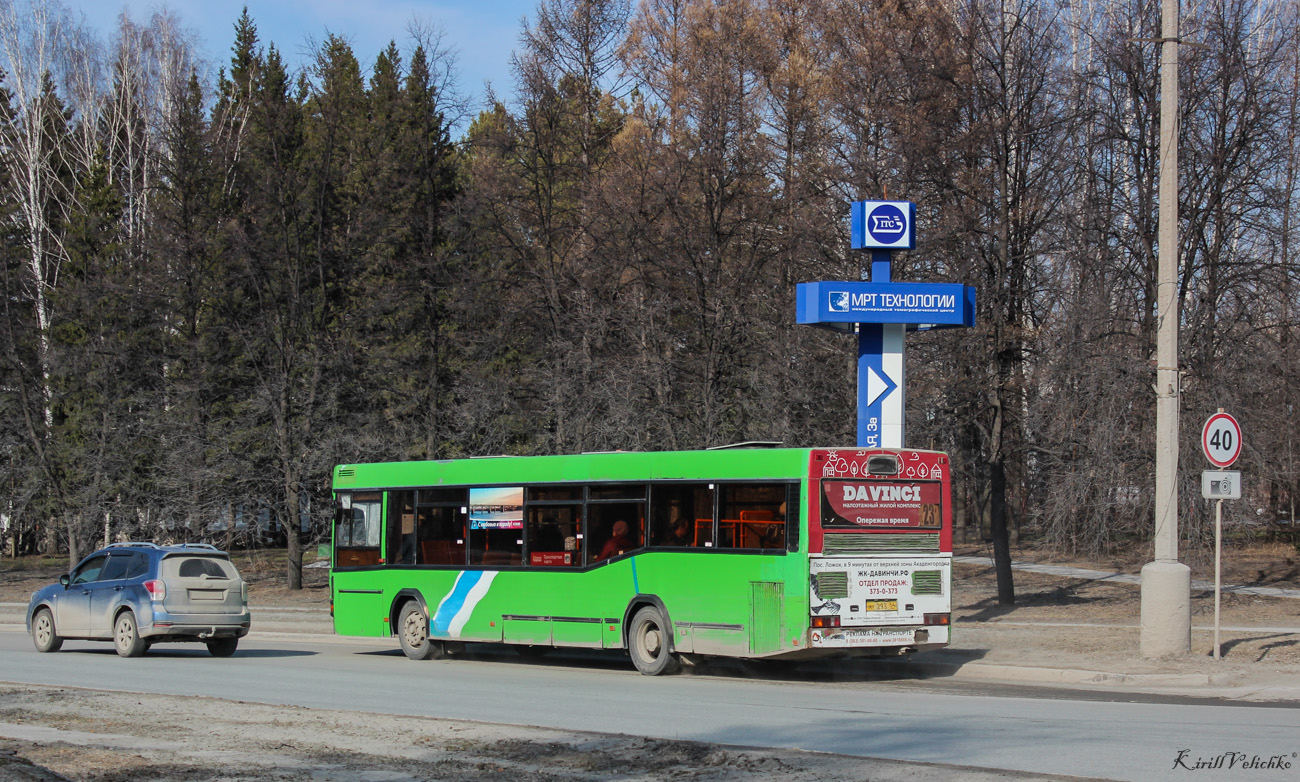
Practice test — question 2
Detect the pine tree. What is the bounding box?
[48,150,135,560]
[153,70,227,538]
[0,67,41,555]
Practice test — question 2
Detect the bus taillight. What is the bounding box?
[923,613,950,626]
[810,615,840,628]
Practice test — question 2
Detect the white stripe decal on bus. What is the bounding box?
[431,570,498,638]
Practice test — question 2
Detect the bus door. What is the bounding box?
[332,491,387,636]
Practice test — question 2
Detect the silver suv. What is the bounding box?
[26,542,251,657]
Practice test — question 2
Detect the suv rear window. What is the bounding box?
[176,557,233,578]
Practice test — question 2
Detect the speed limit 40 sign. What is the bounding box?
[1202,412,1242,468]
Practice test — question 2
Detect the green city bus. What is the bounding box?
[329,446,952,675]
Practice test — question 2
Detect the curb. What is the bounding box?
[864,657,1238,689]
[946,662,1231,687]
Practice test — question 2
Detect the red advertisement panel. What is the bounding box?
[807,449,953,553]
[821,480,942,528]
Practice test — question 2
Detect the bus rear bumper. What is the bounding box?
[809,624,948,649]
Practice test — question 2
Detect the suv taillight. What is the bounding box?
[144,579,166,601]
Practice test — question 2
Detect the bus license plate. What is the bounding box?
[864,601,897,611]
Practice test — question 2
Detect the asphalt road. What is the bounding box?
[2,628,1298,782]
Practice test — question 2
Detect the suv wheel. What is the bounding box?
[113,611,147,657]
[32,608,63,653]
[206,637,238,657]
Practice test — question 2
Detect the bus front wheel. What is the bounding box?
[398,601,444,661]
[628,606,680,676]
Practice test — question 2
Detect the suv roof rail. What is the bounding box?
[105,541,163,550]
[167,543,223,552]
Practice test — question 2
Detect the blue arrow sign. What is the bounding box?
[865,364,897,407]
[858,324,903,448]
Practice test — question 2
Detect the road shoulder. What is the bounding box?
[0,684,1107,782]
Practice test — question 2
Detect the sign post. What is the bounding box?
[1201,410,1242,661]
[797,201,976,448]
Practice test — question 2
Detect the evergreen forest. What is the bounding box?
[1,0,1298,593]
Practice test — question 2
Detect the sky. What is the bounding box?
[69,0,538,109]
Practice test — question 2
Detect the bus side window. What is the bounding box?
[587,509,625,563]
[469,487,524,566]
[388,490,416,565]
[650,484,713,548]
[479,530,522,566]
[525,504,581,566]
[418,504,468,565]
[583,484,646,564]
[587,500,645,564]
[718,483,787,550]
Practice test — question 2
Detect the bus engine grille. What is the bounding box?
[811,571,850,599]
[911,570,943,595]
[822,532,940,554]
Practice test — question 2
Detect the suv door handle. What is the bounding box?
[114,586,124,592]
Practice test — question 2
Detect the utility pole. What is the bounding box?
[1140,0,1191,658]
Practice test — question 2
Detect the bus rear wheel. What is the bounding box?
[398,601,444,661]
[628,606,680,676]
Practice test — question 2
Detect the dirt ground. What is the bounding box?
[1,540,1298,781]
[948,540,1300,676]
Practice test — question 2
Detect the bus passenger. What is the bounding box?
[665,519,691,547]
[596,520,632,560]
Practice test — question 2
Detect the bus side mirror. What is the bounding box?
[59,574,70,588]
